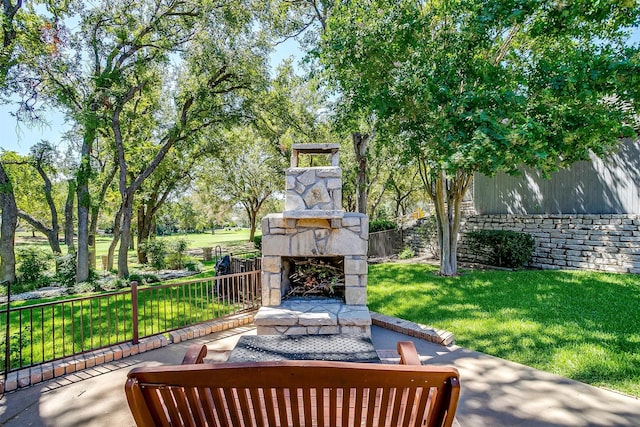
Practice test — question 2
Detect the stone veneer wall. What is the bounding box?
[285,167,342,212]
[261,212,369,307]
[458,214,640,273]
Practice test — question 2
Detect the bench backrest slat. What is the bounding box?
[126,360,460,427]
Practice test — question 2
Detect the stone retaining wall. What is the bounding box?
[458,214,640,273]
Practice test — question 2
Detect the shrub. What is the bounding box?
[128,272,160,285]
[184,257,203,272]
[167,238,189,269]
[54,252,77,288]
[253,234,262,250]
[369,219,398,233]
[16,247,53,290]
[73,281,96,294]
[144,239,167,270]
[466,229,535,268]
[99,278,126,291]
[399,246,415,259]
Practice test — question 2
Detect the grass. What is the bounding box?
[15,228,256,267]
[367,262,640,397]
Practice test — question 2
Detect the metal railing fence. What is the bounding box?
[1,269,261,374]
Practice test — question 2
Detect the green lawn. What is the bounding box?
[15,229,256,269]
[367,262,640,397]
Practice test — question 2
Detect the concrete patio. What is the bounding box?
[1,319,639,426]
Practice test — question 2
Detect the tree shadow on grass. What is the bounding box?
[368,263,640,396]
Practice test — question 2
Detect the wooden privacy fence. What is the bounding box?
[368,229,403,257]
[1,269,261,375]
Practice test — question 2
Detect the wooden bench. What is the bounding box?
[125,341,460,427]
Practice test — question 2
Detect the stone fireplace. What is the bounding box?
[255,144,371,335]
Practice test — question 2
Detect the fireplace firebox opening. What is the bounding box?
[282,256,345,301]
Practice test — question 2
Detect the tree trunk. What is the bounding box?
[136,205,148,263]
[34,160,61,255]
[89,161,118,266]
[106,205,123,272]
[0,162,18,284]
[76,125,95,283]
[420,161,473,276]
[64,179,75,252]
[16,211,62,254]
[352,132,370,214]
[117,192,134,277]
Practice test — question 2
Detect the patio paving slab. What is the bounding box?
[0,324,638,427]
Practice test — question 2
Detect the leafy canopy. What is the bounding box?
[321,0,640,178]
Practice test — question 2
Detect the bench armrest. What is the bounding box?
[397,341,421,365]
[182,344,208,364]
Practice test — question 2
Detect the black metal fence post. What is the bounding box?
[131,282,139,345]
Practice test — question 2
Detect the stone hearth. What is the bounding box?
[256,144,371,335]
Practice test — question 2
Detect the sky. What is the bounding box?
[2,27,639,156]
[0,36,303,156]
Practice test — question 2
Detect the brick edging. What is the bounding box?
[1,312,255,394]
[370,312,455,346]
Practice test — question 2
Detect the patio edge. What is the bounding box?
[370,312,455,346]
[1,312,255,394]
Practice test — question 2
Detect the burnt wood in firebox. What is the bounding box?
[285,258,345,299]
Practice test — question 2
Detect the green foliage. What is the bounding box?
[98,278,127,292]
[128,272,160,285]
[369,219,398,233]
[466,229,535,268]
[54,253,77,288]
[167,238,189,269]
[183,258,203,272]
[320,0,640,275]
[253,234,262,250]
[144,239,167,270]
[398,246,415,260]
[72,282,96,294]
[16,247,53,290]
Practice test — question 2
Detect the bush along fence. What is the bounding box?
[1,269,262,379]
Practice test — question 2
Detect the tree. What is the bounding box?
[322,0,640,275]
[0,160,18,284]
[201,127,285,242]
[107,1,266,277]
[1,1,70,283]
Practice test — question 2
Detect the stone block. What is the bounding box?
[297,218,330,229]
[344,257,368,275]
[262,234,291,256]
[262,256,282,273]
[338,309,372,326]
[315,167,341,179]
[298,312,337,326]
[345,274,365,287]
[345,287,367,305]
[327,178,341,189]
[326,228,367,256]
[290,230,319,256]
[285,193,306,211]
[4,372,18,392]
[303,181,332,208]
[318,326,340,334]
[341,326,371,336]
[254,307,298,326]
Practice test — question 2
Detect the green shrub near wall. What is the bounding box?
[466,229,535,268]
[369,219,398,233]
